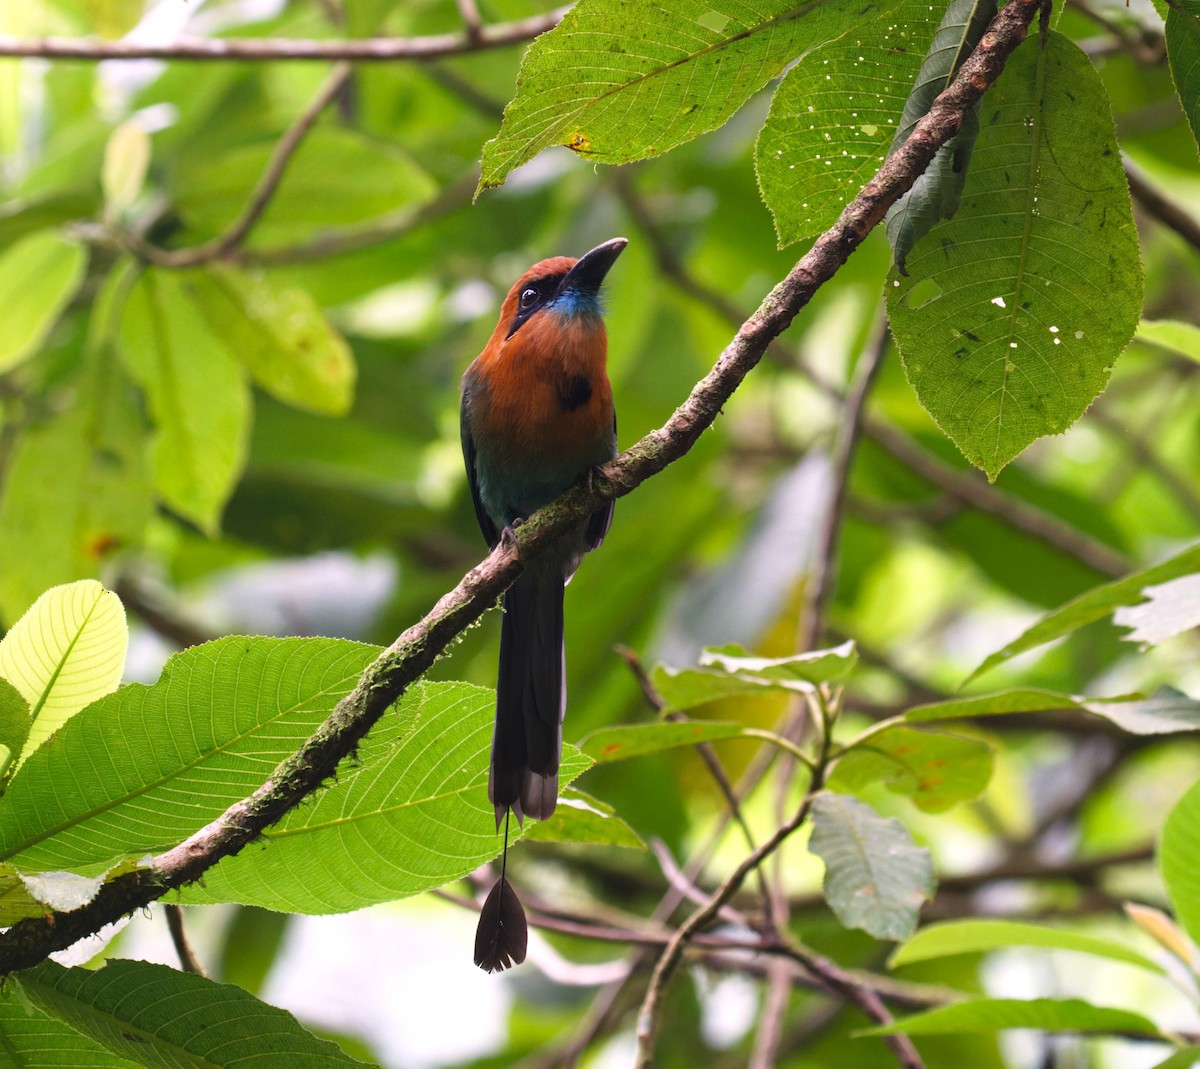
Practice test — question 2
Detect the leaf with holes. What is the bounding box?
[809,791,934,940]
[887,31,1142,479]
[479,0,907,192]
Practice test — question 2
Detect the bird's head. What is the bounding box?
[497,237,628,341]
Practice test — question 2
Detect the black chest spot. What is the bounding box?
[558,373,592,412]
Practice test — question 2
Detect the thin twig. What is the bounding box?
[163,904,205,976]
[1124,156,1200,255]
[0,11,566,62]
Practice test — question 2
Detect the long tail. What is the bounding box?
[489,570,566,826]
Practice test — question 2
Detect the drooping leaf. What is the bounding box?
[0,230,86,372]
[117,266,251,534]
[184,265,356,416]
[830,725,993,812]
[170,126,436,246]
[479,0,906,192]
[579,720,745,763]
[0,580,126,771]
[809,791,934,941]
[0,636,379,875]
[16,959,376,1067]
[868,997,1160,1037]
[1112,574,1200,646]
[964,543,1200,684]
[1159,777,1200,949]
[1167,0,1200,157]
[175,683,594,912]
[0,272,152,623]
[890,918,1166,974]
[887,31,1142,479]
[884,0,995,270]
[756,0,942,246]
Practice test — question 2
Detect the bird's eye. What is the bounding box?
[519,287,539,309]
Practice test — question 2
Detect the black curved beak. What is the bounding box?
[560,237,628,296]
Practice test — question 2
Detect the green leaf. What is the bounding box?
[0,271,153,624]
[101,119,150,220]
[1137,319,1200,363]
[1148,1047,1200,1069]
[170,126,436,246]
[808,791,934,941]
[756,0,941,246]
[118,267,251,534]
[0,636,379,875]
[579,720,745,764]
[479,0,906,192]
[176,682,593,912]
[830,726,993,812]
[0,580,126,772]
[887,32,1142,478]
[869,997,1160,1037]
[0,678,30,780]
[0,863,55,924]
[1159,777,1200,949]
[1167,0,1200,157]
[0,230,87,372]
[16,959,375,1067]
[184,264,356,416]
[1113,574,1200,646]
[890,919,1166,974]
[965,543,1200,684]
[526,788,645,849]
[81,0,145,38]
[0,973,142,1068]
[908,686,1200,735]
[653,642,856,712]
[884,0,994,270]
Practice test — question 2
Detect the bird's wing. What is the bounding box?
[583,409,618,551]
[461,393,500,547]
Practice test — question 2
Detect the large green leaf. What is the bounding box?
[0,972,141,1068]
[117,266,251,534]
[176,682,594,912]
[830,725,993,812]
[0,230,86,372]
[1159,777,1200,949]
[170,126,436,246]
[887,31,1142,478]
[185,264,356,416]
[808,791,934,941]
[869,997,1160,1037]
[1167,0,1200,157]
[965,543,1200,684]
[479,0,906,192]
[16,959,375,1067]
[0,637,379,875]
[0,580,126,771]
[890,919,1166,974]
[756,0,941,247]
[883,0,994,269]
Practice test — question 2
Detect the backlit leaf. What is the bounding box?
[0,231,86,372]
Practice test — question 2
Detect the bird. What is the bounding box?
[461,237,625,829]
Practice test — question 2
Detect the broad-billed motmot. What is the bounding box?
[461,237,625,971]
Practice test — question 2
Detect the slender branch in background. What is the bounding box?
[163,904,205,976]
[0,0,1046,977]
[1124,156,1200,255]
[801,319,891,651]
[0,10,566,62]
[1065,0,1164,63]
[123,63,352,268]
[455,0,484,41]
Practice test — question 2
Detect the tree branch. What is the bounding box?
[0,10,566,62]
[0,0,1045,976]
